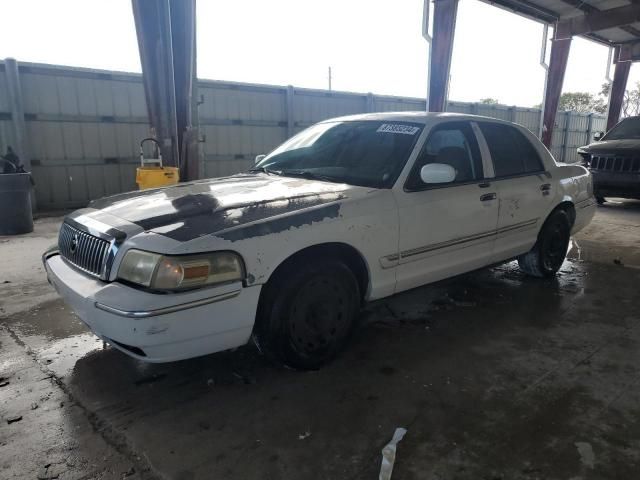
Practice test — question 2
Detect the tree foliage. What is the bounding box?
[479,98,500,105]
[531,82,640,117]
[535,92,605,114]
[600,81,640,117]
[557,92,606,114]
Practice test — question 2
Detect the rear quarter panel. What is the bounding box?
[522,125,595,219]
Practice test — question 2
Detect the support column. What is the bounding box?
[132,0,199,180]
[428,0,459,112]
[5,58,35,211]
[541,37,571,148]
[4,58,30,173]
[606,59,631,131]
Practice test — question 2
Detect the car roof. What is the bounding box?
[321,111,517,126]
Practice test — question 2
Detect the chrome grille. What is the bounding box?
[590,155,640,173]
[58,223,111,278]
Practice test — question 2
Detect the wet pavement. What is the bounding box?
[1,200,640,479]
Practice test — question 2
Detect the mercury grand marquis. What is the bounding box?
[44,112,596,369]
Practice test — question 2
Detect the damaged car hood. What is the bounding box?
[87,173,365,241]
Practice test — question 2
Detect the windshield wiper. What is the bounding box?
[278,170,342,183]
[248,166,281,175]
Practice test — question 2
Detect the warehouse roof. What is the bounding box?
[482,0,640,46]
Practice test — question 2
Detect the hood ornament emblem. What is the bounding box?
[70,234,79,254]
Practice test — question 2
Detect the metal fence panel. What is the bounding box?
[513,109,540,134]
[446,102,473,114]
[0,60,607,210]
[374,96,425,112]
[0,121,16,153]
[0,70,10,113]
[294,90,367,126]
[199,81,287,123]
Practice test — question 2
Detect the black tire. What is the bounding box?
[254,259,360,370]
[596,196,606,205]
[518,209,571,278]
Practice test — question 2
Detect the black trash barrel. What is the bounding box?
[0,173,33,235]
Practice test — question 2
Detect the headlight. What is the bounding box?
[117,249,244,291]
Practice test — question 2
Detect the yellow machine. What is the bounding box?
[136,137,179,190]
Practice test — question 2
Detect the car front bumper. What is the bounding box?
[44,254,261,362]
[592,171,640,199]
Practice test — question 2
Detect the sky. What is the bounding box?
[0,0,637,108]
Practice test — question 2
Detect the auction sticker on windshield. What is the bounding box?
[376,124,420,135]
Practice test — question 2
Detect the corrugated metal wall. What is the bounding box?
[0,61,606,210]
[0,64,16,162]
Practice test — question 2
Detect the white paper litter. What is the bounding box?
[378,427,407,480]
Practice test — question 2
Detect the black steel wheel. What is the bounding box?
[254,259,360,370]
[518,209,571,278]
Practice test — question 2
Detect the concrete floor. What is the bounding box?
[1,200,639,480]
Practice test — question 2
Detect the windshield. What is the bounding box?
[603,117,640,140]
[254,120,424,188]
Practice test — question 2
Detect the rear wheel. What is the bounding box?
[254,259,360,370]
[596,195,606,205]
[518,209,571,278]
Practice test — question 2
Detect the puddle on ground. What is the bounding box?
[5,301,87,340]
[36,333,104,378]
[3,300,104,377]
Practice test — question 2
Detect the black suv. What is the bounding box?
[577,116,640,203]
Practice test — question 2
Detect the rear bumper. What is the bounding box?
[44,254,260,362]
[592,171,640,199]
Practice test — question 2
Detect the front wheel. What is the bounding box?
[254,259,361,370]
[518,210,571,278]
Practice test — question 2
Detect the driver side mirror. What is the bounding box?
[255,154,266,164]
[420,163,456,184]
[593,131,604,141]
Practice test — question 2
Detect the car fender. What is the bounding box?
[175,189,400,301]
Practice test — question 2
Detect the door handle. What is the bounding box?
[540,183,551,196]
[480,193,497,202]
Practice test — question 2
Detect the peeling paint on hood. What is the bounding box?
[87,173,361,241]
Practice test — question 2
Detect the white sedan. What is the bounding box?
[44,112,596,369]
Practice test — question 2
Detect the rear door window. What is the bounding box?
[479,123,544,177]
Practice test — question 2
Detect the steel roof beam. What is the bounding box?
[558,0,640,38]
[481,0,557,24]
[555,2,640,40]
[481,0,617,46]
[618,41,640,61]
